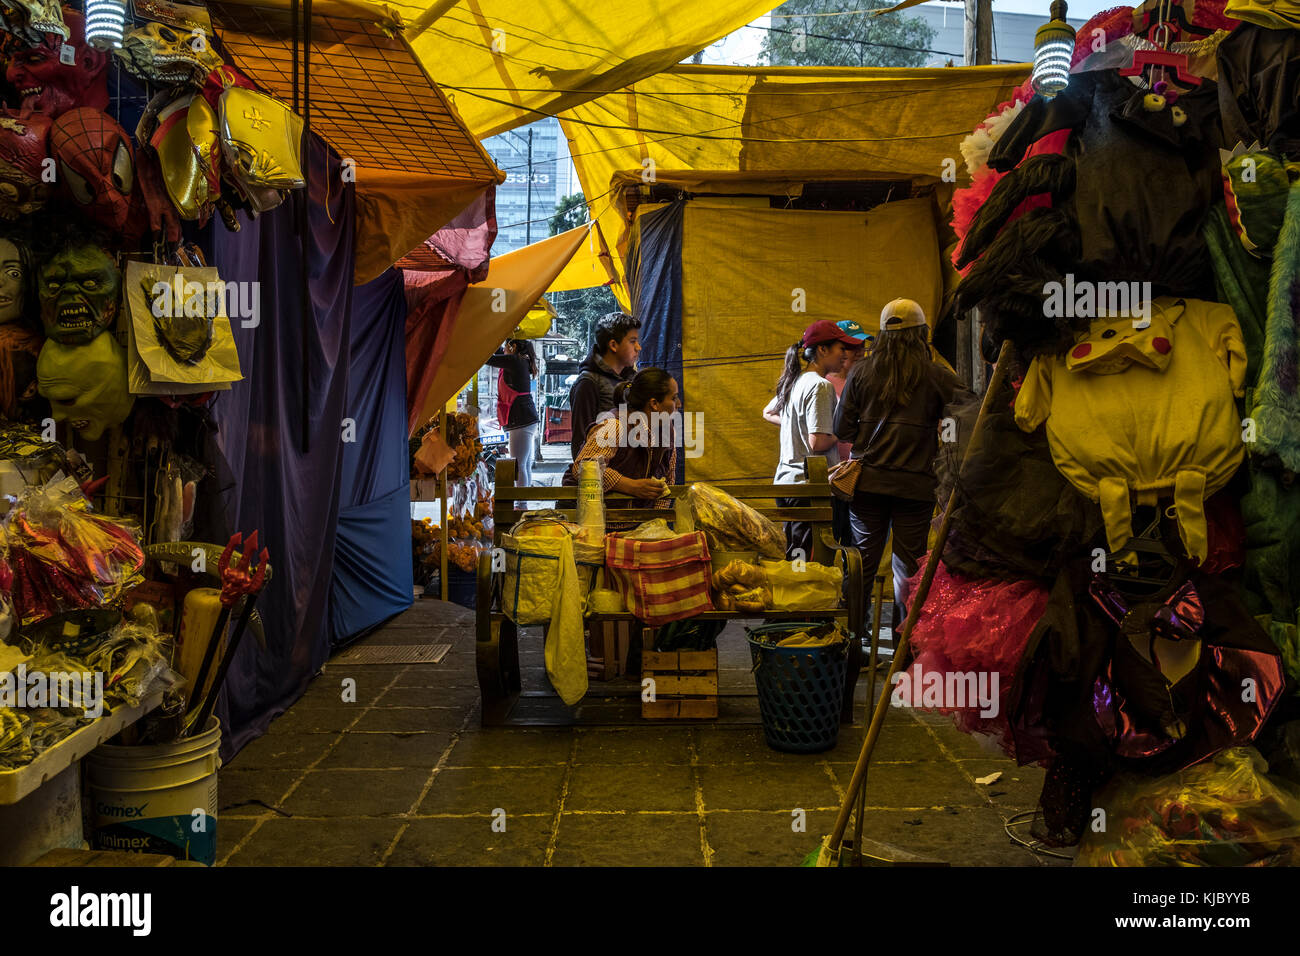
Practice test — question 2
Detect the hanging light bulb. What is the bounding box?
[1032,0,1075,98]
[84,0,128,50]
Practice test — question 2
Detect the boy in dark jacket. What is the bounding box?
[568,312,641,460]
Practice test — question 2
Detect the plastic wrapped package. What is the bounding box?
[1076,747,1300,867]
[761,560,842,611]
[895,562,1050,761]
[500,514,603,626]
[686,483,784,559]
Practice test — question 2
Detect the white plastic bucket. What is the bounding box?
[85,717,221,866]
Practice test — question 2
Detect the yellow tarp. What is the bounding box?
[676,198,942,482]
[548,221,616,292]
[411,225,591,425]
[558,63,1029,295]
[392,0,781,139]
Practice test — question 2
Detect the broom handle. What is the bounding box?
[828,341,1012,852]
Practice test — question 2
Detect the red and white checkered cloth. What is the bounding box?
[604,531,714,625]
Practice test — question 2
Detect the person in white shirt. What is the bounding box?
[762,320,857,559]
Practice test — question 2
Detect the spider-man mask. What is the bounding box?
[51,107,133,232]
[4,10,109,118]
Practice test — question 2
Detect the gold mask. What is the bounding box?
[219,86,304,191]
[144,91,218,221]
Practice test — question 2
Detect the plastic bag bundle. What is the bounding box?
[501,514,603,626]
[6,477,145,624]
[761,560,843,611]
[712,559,770,612]
[686,483,784,559]
[1076,747,1300,867]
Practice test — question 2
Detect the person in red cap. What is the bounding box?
[762,320,858,559]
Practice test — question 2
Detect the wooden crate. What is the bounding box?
[641,649,718,719]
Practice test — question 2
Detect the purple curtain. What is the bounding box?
[208,136,356,758]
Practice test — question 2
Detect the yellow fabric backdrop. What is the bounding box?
[678,197,942,483]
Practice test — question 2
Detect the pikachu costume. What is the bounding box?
[1014,297,1247,564]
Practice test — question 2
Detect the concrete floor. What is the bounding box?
[215,599,1072,867]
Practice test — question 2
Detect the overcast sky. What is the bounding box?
[703,1,1114,65]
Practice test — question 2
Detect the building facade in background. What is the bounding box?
[482,116,578,254]
[908,3,1087,64]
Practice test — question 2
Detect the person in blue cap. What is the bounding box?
[827,319,872,543]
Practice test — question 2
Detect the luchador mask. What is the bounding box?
[37,334,133,440]
[116,20,222,86]
[4,11,109,118]
[0,111,51,218]
[138,89,218,220]
[38,242,119,345]
[50,107,133,232]
[0,236,30,322]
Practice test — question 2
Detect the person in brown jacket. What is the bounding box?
[833,299,972,627]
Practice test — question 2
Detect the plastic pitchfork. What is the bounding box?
[184,532,270,728]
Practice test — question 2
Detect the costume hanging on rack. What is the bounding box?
[1014,297,1247,563]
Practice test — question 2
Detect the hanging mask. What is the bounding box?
[219,85,304,191]
[38,242,119,345]
[3,0,66,41]
[143,271,213,363]
[116,20,222,87]
[4,11,109,118]
[50,107,134,232]
[138,89,218,221]
[36,335,133,440]
[0,112,51,219]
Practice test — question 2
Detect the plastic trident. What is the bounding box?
[217,530,270,607]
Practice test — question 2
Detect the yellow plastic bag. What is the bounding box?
[760,560,843,611]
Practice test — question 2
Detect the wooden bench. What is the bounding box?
[474,456,866,726]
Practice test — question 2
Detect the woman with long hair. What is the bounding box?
[762,320,857,559]
[487,338,540,486]
[833,299,972,627]
[564,366,678,508]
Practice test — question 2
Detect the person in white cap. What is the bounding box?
[832,299,972,628]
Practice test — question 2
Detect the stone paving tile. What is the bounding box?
[217,769,302,815]
[280,769,429,817]
[694,726,827,765]
[445,730,574,767]
[319,664,409,683]
[564,763,697,812]
[319,732,454,769]
[394,667,474,687]
[572,728,694,765]
[215,817,260,865]
[350,706,468,733]
[550,812,703,866]
[265,702,368,735]
[387,815,552,866]
[954,759,1046,811]
[705,809,839,866]
[225,732,339,770]
[698,762,841,812]
[851,807,1040,866]
[295,677,386,706]
[827,760,987,809]
[376,684,481,708]
[419,766,568,815]
[224,818,404,866]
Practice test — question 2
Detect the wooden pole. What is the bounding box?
[827,340,1012,854]
[439,411,449,601]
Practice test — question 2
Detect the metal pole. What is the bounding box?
[525,128,533,245]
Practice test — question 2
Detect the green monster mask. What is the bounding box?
[38,243,120,345]
[36,335,133,440]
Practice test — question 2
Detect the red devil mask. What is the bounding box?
[0,111,51,218]
[50,107,133,231]
[5,10,109,118]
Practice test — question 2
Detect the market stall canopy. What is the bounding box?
[558,63,1030,294]
[389,0,782,139]
[409,224,592,427]
[548,219,617,292]
[209,0,504,283]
